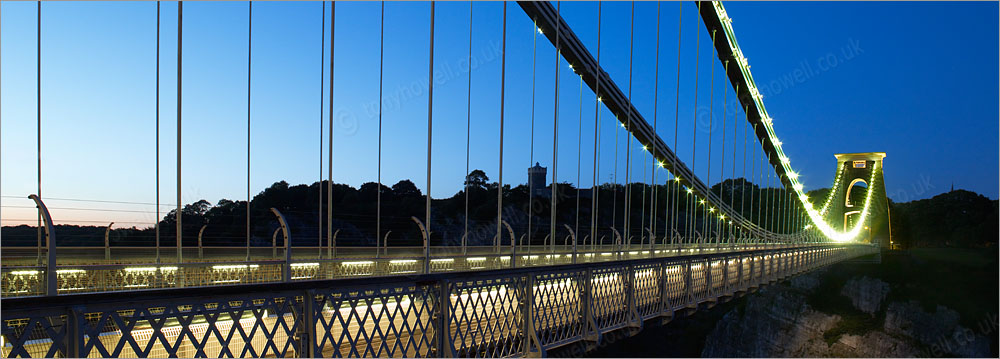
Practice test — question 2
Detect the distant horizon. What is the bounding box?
[2,172,990,229]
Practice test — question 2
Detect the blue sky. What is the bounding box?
[1,1,997,227]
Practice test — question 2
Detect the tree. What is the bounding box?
[183,200,211,216]
[392,180,422,198]
[465,170,489,190]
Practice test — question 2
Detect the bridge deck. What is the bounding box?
[5,243,810,297]
[1,244,876,358]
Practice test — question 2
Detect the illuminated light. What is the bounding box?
[675,177,682,182]
[709,207,715,213]
[390,270,418,274]
[537,27,543,35]
[123,284,149,288]
[699,199,706,205]
[787,171,799,179]
[467,257,487,261]
[799,194,809,202]
[389,260,417,264]
[9,270,39,276]
[291,262,320,268]
[212,264,259,270]
[600,252,613,256]
[773,139,783,146]
[642,145,648,151]
[686,188,693,194]
[499,256,511,261]
[527,255,540,260]
[620,122,626,128]
[430,258,454,263]
[160,266,178,271]
[793,183,804,191]
[291,276,315,280]
[584,253,595,257]
[124,267,159,273]
[569,64,574,70]
[781,156,791,164]
[719,214,725,219]
[56,269,86,274]
[212,279,242,284]
[342,261,374,266]
[597,96,603,102]
[629,251,639,255]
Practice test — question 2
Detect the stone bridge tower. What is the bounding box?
[825,153,890,247]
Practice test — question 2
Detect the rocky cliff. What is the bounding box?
[701,268,993,357]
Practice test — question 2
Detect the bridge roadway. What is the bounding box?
[3,243,815,297]
[0,244,876,358]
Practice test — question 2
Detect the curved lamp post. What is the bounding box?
[197,224,207,259]
[272,227,281,259]
[28,194,56,296]
[610,227,623,260]
[381,231,392,258]
[104,222,114,261]
[410,217,428,273]
[501,220,516,268]
[328,228,339,260]
[563,224,576,264]
[270,208,291,282]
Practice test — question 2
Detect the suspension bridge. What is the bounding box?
[1,1,887,357]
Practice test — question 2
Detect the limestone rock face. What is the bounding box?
[702,273,993,357]
[702,273,841,357]
[833,331,918,358]
[884,301,959,344]
[840,276,889,315]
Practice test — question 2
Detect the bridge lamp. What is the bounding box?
[761,116,772,125]
[787,171,799,179]
[709,207,715,213]
[773,139,783,146]
[685,187,693,194]
[620,123,626,128]
[658,161,665,168]
[699,199,705,205]
[675,177,682,182]
[780,156,791,164]
[537,27,543,35]
[793,183,804,191]
[642,145,648,152]
[597,96,602,102]
[799,194,809,202]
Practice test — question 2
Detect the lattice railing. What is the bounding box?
[2,244,814,298]
[1,244,876,358]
